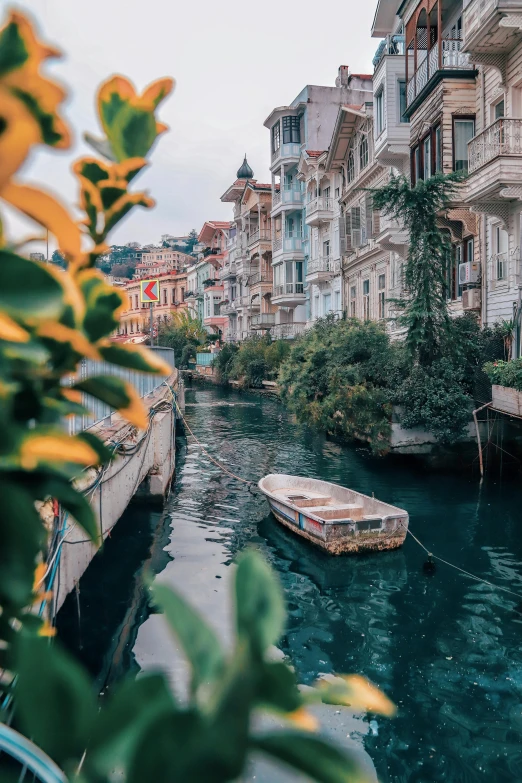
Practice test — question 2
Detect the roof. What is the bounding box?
[350,73,373,80]
[325,104,367,171]
[305,150,326,158]
[198,221,231,244]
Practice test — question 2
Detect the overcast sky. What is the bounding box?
[8,0,378,250]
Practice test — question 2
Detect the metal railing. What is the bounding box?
[252,313,276,328]
[272,190,281,206]
[468,118,522,173]
[306,197,333,216]
[272,322,306,339]
[273,283,305,297]
[219,263,237,279]
[67,346,175,435]
[406,40,472,106]
[273,236,282,252]
[306,256,335,275]
[248,229,271,246]
[249,272,273,286]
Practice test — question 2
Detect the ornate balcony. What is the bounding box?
[467,118,522,202]
[306,256,338,283]
[272,322,306,339]
[305,197,333,227]
[219,262,237,280]
[463,0,522,57]
[249,272,273,288]
[272,235,304,256]
[251,313,276,329]
[272,282,306,308]
[247,229,272,250]
[406,40,474,115]
[270,142,301,169]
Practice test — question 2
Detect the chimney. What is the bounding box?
[336,65,350,88]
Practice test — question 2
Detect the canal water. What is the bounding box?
[60,384,522,782]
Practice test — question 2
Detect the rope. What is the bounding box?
[403,524,522,600]
[175,402,254,487]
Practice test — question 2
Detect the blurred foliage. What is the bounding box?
[0,11,395,782]
[484,358,522,391]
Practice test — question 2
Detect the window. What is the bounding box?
[323,186,331,202]
[314,294,320,317]
[434,125,442,172]
[213,298,220,316]
[134,294,139,309]
[413,145,421,183]
[282,115,300,144]
[163,288,167,304]
[323,293,332,314]
[334,290,341,312]
[271,121,281,153]
[350,285,356,317]
[347,149,355,182]
[398,80,407,123]
[335,187,340,198]
[453,118,475,172]
[494,99,505,120]
[495,225,508,280]
[423,135,431,180]
[378,273,386,319]
[376,89,385,136]
[171,288,176,304]
[447,243,462,300]
[295,261,304,293]
[323,240,331,259]
[359,134,369,170]
[363,279,370,319]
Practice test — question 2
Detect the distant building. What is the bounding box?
[118,270,188,339]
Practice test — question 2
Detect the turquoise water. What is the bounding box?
[173,386,522,782]
[60,383,522,781]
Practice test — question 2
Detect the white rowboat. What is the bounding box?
[258,474,408,555]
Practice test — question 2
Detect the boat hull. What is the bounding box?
[267,500,406,555]
[260,474,408,556]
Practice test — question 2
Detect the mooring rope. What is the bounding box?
[176,402,255,487]
[402,524,522,601]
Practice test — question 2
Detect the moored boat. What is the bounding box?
[258,473,408,555]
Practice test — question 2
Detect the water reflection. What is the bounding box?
[136,386,522,782]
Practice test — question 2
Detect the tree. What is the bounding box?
[371,172,464,366]
[185,228,198,254]
[158,311,208,367]
[112,263,135,279]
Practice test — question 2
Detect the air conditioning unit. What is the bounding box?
[459,261,479,285]
[462,288,481,311]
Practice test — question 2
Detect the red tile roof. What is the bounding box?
[306,150,326,158]
[350,74,373,80]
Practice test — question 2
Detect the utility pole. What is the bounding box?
[150,301,154,346]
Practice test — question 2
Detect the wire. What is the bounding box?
[403,524,522,601]
[175,402,254,487]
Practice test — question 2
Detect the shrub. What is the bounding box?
[213,342,239,382]
[218,336,290,388]
[483,358,522,391]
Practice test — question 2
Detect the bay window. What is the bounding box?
[282,115,300,144]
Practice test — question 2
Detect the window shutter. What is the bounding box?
[373,206,381,236]
[365,193,374,241]
[351,206,361,248]
[339,214,346,255]
[345,210,352,253]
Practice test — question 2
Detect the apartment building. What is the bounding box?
[220,157,274,341]
[462,0,522,349]
[119,270,188,339]
[196,220,230,336]
[264,67,373,337]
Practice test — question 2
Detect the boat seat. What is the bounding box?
[309,504,365,521]
[293,497,333,508]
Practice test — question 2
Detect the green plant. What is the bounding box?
[371,172,464,366]
[13,549,394,782]
[279,318,405,454]
[220,335,290,388]
[213,341,239,382]
[158,311,208,368]
[0,13,394,782]
[483,358,522,391]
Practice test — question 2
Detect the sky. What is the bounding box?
[7,0,379,251]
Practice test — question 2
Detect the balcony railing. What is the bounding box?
[272,190,281,206]
[306,197,333,217]
[248,229,271,247]
[373,34,405,68]
[219,263,237,279]
[406,40,473,107]
[306,256,335,275]
[273,236,282,252]
[468,118,522,174]
[249,272,273,286]
[273,283,305,297]
[252,313,276,328]
[272,322,306,339]
[271,142,301,163]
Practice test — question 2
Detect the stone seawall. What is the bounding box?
[51,371,180,611]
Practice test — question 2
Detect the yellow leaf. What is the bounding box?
[20,433,100,470]
[38,619,57,637]
[156,121,169,136]
[37,321,100,359]
[141,77,175,108]
[79,175,103,213]
[0,87,42,191]
[2,182,81,260]
[0,313,30,342]
[118,384,148,429]
[112,157,148,182]
[285,707,319,732]
[3,11,61,71]
[72,156,111,183]
[341,676,396,717]
[62,388,82,404]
